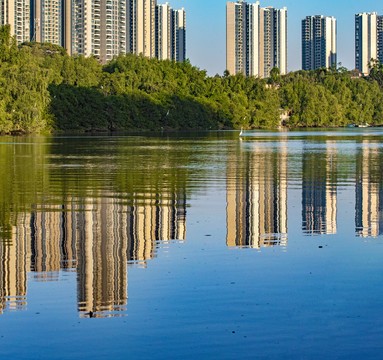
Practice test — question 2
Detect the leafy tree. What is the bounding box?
[1,23,383,133]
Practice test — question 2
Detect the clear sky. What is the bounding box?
[167,0,383,75]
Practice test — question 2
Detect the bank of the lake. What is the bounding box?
[1,24,383,134]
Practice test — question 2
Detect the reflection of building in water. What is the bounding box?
[127,195,187,262]
[77,194,186,317]
[227,143,288,248]
[0,192,187,317]
[0,214,30,313]
[31,206,68,280]
[302,142,337,235]
[355,144,383,237]
[77,199,128,318]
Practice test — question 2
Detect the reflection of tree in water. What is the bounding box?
[3,134,383,317]
[0,138,49,242]
[226,141,288,248]
[0,136,192,318]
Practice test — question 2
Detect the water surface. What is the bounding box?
[1,129,383,358]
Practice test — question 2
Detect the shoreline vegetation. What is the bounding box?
[1,25,383,134]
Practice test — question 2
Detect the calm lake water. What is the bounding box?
[1,129,383,359]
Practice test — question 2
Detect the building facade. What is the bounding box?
[156,2,172,60]
[32,0,62,44]
[68,0,127,62]
[0,0,185,64]
[355,12,383,75]
[155,2,185,61]
[171,8,186,62]
[264,6,287,77]
[226,0,287,78]
[302,15,337,71]
[0,0,30,43]
[128,0,156,58]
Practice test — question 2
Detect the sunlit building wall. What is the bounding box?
[128,0,156,57]
[355,12,382,75]
[0,0,30,43]
[302,15,337,71]
[32,0,62,44]
[172,8,186,62]
[156,2,172,60]
[226,1,287,78]
[155,3,186,61]
[70,0,101,57]
[69,0,127,62]
[263,6,287,77]
[1,0,185,63]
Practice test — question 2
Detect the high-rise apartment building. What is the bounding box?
[263,6,287,77]
[172,8,186,62]
[355,12,383,75]
[378,16,383,63]
[155,2,186,61]
[68,0,127,62]
[156,2,172,60]
[128,0,156,58]
[32,0,62,45]
[226,1,287,78]
[0,0,185,63]
[0,0,30,44]
[302,15,337,71]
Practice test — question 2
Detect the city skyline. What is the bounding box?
[169,0,383,75]
[2,0,383,74]
[0,0,186,63]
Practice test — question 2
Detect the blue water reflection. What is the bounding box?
[1,130,383,358]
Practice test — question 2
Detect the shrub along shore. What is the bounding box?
[1,25,383,134]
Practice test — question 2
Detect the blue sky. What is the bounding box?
[167,0,383,75]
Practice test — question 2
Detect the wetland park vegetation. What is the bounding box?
[2,24,383,133]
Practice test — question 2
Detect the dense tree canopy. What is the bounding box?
[1,25,383,133]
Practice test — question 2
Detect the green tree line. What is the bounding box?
[1,25,383,133]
